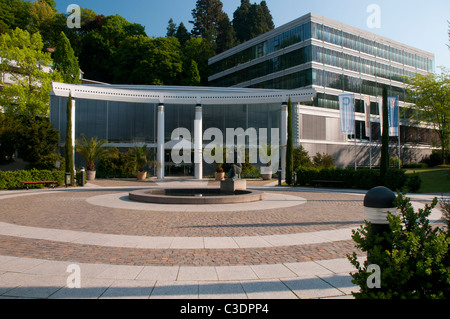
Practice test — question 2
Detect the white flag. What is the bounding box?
[364,96,371,138]
[339,94,355,135]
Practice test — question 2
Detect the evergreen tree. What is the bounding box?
[233,0,251,43]
[216,13,236,53]
[166,18,177,37]
[175,22,191,46]
[260,1,274,30]
[190,0,227,38]
[190,0,234,55]
[65,93,74,185]
[233,0,274,43]
[53,31,81,84]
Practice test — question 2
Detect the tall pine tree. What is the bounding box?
[53,31,81,84]
[233,0,274,43]
[189,0,234,54]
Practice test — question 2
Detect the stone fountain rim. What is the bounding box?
[129,188,266,205]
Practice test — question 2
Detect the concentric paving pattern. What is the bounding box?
[0,187,365,266]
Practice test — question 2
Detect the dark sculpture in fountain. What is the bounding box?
[228,163,242,180]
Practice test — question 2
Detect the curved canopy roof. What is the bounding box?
[51,82,316,105]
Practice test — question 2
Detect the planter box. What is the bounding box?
[86,170,96,181]
[215,172,225,181]
[261,166,273,180]
[137,171,147,181]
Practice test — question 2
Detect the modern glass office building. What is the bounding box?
[50,13,437,178]
[50,82,315,179]
[209,13,436,166]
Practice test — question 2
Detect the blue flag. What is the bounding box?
[339,94,355,135]
[388,97,399,137]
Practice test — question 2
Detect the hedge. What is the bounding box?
[295,167,409,191]
[0,169,65,190]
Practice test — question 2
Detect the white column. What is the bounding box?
[71,98,76,171]
[281,102,288,181]
[157,103,165,180]
[194,104,203,180]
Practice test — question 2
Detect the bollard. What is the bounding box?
[278,169,282,186]
[363,186,396,261]
[80,167,85,187]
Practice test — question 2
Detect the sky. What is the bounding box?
[54,0,450,70]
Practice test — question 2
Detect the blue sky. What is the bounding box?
[54,0,449,70]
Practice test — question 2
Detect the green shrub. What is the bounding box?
[295,167,407,191]
[403,163,428,169]
[97,148,136,178]
[406,174,422,193]
[0,169,65,190]
[295,167,319,186]
[384,169,408,191]
[313,153,335,168]
[348,194,450,299]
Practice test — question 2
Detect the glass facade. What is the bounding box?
[50,96,158,144]
[210,22,312,75]
[208,14,434,120]
[311,22,434,72]
[50,96,281,146]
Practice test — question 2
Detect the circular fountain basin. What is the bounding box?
[129,188,266,205]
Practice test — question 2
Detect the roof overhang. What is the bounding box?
[51,82,316,105]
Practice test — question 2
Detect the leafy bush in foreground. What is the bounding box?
[348,194,450,299]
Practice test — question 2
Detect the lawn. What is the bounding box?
[405,166,450,194]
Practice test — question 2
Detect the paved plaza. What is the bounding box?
[0,178,443,299]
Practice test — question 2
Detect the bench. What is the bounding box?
[21,181,58,190]
[311,180,344,188]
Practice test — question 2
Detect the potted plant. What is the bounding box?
[260,143,278,180]
[215,163,225,181]
[75,134,108,181]
[132,146,160,181]
[261,162,273,180]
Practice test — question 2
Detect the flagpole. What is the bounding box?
[354,96,357,171]
[398,96,401,169]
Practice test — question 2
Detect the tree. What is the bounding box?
[190,0,234,55]
[260,1,274,30]
[285,98,294,185]
[216,14,236,54]
[406,69,450,165]
[175,22,191,46]
[183,37,216,86]
[293,146,313,169]
[180,59,201,86]
[53,31,81,84]
[65,94,74,185]
[166,18,177,37]
[0,0,32,34]
[190,0,228,38]
[114,35,183,85]
[78,14,146,83]
[75,133,108,172]
[15,115,62,170]
[0,28,61,117]
[233,0,251,43]
[233,0,274,43]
